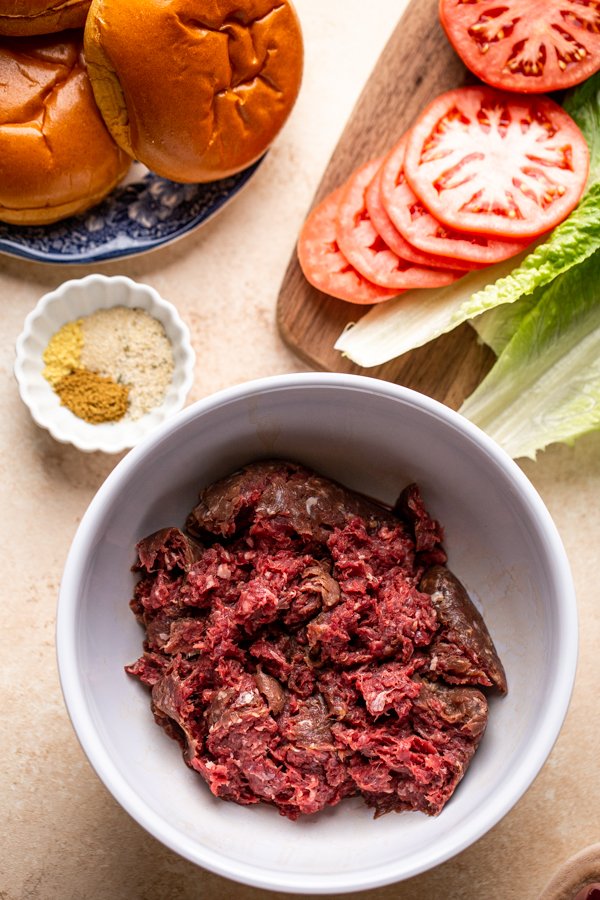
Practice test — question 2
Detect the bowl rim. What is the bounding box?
[14,272,196,453]
[56,372,578,893]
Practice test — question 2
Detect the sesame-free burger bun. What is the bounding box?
[0,0,91,36]
[84,0,304,183]
[0,32,131,225]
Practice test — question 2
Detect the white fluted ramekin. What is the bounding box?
[14,274,195,453]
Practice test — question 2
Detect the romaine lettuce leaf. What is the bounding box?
[470,292,539,355]
[459,250,600,460]
[563,70,600,183]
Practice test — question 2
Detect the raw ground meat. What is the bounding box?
[126,459,507,820]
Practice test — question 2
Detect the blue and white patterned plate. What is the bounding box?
[0,158,264,265]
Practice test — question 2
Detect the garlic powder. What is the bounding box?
[79,306,174,420]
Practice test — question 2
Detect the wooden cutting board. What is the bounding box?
[276,0,495,410]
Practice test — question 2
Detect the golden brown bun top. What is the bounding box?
[84,0,304,182]
[0,32,131,224]
[0,33,76,122]
[0,0,91,35]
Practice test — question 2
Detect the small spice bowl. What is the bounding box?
[14,274,195,453]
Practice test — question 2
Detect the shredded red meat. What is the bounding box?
[126,460,506,820]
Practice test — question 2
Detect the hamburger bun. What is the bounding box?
[0,32,131,225]
[84,0,304,183]
[0,0,91,36]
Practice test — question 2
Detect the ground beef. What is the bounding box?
[126,459,507,820]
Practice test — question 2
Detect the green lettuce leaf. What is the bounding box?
[335,75,600,368]
[459,250,600,460]
[563,70,600,183]
[470,292,540,355]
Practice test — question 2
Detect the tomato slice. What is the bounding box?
[439,0,600,93]
[297,186,399,305]
[365,165,475,271]
[380,134,527,264]
[336,158,463,289]
[404,86,590,239]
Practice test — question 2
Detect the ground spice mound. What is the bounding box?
[55,369,129,424]
[42,320,83,387]
[126,460,507,821]
[80,307,173,421]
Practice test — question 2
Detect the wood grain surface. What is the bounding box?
[276,0,495,409]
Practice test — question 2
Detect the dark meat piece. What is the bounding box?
[149,656,214,762]
[126,460,506,821]
[249,634,292,681]
[129,528,203,623]
[394,484,445,555]
[254,668,286,715]
[186,459,399,545]
[420,566,508,694]
[134,527,202,574]
[144,610,183,651]
[283,560,340,626]
[163,617,206,656]
[279,693,333,749]
[125,650,168,686]
[317,668,363,723]
[412,678,488,746]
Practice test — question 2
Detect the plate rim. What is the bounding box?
[0,156,265,265]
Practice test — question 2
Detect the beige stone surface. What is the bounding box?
[1,2,599,899]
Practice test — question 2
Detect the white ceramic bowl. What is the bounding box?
[14,274,195,453]
[56,373,577,894]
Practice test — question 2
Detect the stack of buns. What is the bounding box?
[0,0,303,225]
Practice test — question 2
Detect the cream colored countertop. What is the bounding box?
[2,3,599,898]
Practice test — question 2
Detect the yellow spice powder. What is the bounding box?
[42,320,83,386]
[54,369,130,424]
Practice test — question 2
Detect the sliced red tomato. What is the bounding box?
[297,186,399,305]
[404,86,590,239]
[365,164,475,271]
[439,0,600,93]
[336,158,463,290]
[380,134,527,264]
